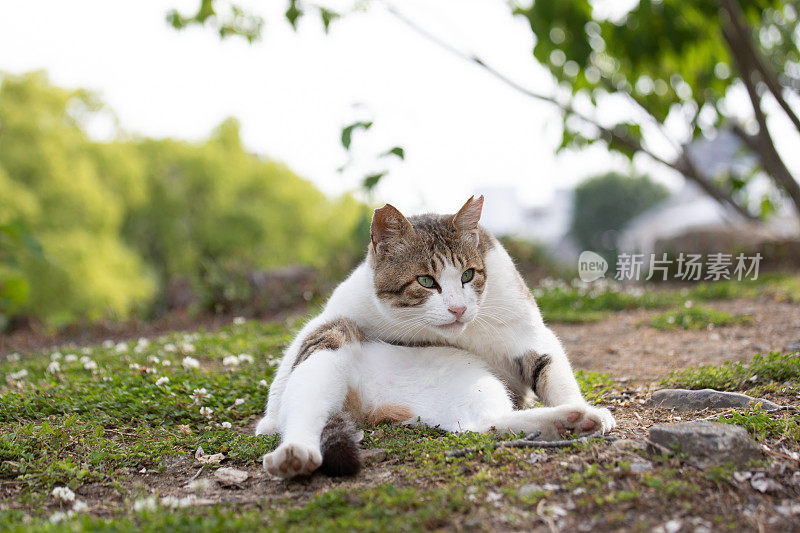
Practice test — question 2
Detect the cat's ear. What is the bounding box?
[452,195,484,244]
[371,203,415,252]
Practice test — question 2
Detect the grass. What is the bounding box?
[649,305,751,330]
[0,320,290,495]
[2,279,799,530]
[535,271,800,323]
[0,318,626,530]
[661,351,800,392]
[716,406,800,442]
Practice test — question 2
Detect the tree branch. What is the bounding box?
[722,21,800,215]
[444,431,612,458]
[383,2,757,221]
[719,0,800,133]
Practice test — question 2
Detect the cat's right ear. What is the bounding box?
[371,204,414,253]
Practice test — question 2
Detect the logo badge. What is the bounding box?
[578,251,608,282]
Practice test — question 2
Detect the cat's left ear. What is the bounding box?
[452,195,484,245]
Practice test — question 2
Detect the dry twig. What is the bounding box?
[444,431,610,458]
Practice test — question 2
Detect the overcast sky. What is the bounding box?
[1,0,798,216]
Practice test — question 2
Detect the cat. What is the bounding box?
[256,196,615,478]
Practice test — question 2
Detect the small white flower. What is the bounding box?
[133,496,157,512]
[199,406,213,418]
[192,388,211,402]
[49,511,69,523]
[129,363,141,370]
[102,340,115,349]
[7,353,20,362]
[180,343,196,354]
[52,486,76,503]
[258,379,268,388]
[220,421,232,429]
[64,354,78,363]
[222,355,240,367]
[72,500,88,513]
[160,495,199,508]
[233,316,246,325]
[164,343,177,353]
[83,360,98,371]
[47,361,61,374]
[161,359,172,366]
[80,355,91,364]
[237,353,254,364]
[137,337,150,347]
[147,355,160,364]
[155,377,170,386]
[684,300,693,308]
[115,342,128,353]
[50,352,62,361]
[182,356,200,369]
[233,398,245,406]
[9,369,28,380]
[81,347,92,355]
[143,366,158,374]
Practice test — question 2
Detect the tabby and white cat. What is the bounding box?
[256,196,615,478]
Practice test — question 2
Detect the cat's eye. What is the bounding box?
[417,275,436,289]
[461,269,475,283]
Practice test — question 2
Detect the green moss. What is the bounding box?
[661,351,800,391]
[649,305,751,330]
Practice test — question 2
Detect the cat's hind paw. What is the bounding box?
[263,442,322,478]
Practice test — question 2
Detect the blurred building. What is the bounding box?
[618,131,800,257]
[480,186,579,260]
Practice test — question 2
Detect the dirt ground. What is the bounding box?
[4,295,800,530]
[555,297,800,383]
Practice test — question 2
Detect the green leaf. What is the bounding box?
[0,276,30,309]
[319,8,340,33]
[381,146,405,160]
[363,172,387,191]
[340,121,373,150]
[285,0,303,30]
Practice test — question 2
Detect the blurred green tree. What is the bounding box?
[570,172,669,256]
[0,72,368,327]
[170,0,800,220]
[0,72,155,325]
[126,117,368,302]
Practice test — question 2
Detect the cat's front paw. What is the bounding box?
[547,404,616,440]
[262,442,322,478]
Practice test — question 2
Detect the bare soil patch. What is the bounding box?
[554,296,800,383]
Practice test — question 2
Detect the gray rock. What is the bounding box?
[648,421,762,468]
[360,448,387,465]
[787,341,800,352]
[651,388,780,411]
[629,460,652,473]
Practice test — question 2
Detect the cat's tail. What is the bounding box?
[318,412,363,477]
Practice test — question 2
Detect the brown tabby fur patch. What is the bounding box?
[343,388,414,425]
[516,350,551,400]
[371,215,495,308]
[293,318,366,369]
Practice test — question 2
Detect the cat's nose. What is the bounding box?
[448,305,466,320]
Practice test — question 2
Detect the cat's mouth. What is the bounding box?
[436,320,466,331]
